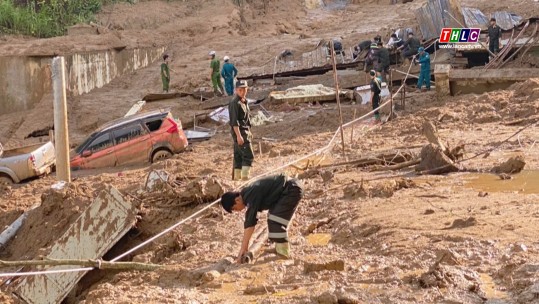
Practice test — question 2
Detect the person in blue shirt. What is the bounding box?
[415,47,431,91]
[221,56,238,96]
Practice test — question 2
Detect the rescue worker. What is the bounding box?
[386,33,403,49]
[353,40,372,61]
[221,56,238,96]
[364,43,381,72]
[369,70,382,123]
[160,54,170,93]
[487,18,502,57]
[377,41,390,82]
[229,80,254,181]
[326,39,345,63]
[398,32,420,64]
[220,174,303,262]
[209,51,224,96]
[415,47,431,91]
[373,35,382,44]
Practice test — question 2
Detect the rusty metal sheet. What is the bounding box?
[462,7,489,29]
[415,0,466,40]
[14,186,137,304]
[491,11,523,31]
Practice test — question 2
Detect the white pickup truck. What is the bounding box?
[0,141,56,184]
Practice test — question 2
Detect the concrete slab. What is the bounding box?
[14,186,137,304]
[443,67,539,95]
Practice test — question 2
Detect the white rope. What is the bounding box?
[0,60,416,278]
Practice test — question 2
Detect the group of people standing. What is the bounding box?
[160,51,239,96]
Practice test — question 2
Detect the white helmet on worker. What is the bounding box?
[223,55,230,61]
[209,50,216,56]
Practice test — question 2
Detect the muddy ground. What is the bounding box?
[1,0,539,303]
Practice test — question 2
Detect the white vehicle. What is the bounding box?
[0,141,56,184]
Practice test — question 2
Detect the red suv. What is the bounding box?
[71,109,188,170]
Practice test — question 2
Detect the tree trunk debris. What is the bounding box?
[0,259,162,271]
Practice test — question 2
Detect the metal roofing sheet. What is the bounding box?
[491,11,523,30]
[415,0,466,40]
[462,7,489,29]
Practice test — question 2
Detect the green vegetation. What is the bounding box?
[0,0,121,38]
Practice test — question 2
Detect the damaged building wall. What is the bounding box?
[0,57,52,116]
[0,46,165,115]
[65,47,165,96]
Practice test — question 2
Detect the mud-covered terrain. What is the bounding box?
[1,0,538,303]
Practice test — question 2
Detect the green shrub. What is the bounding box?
[0,0,125,38]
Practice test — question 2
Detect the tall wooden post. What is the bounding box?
[389,69,394,119]
[330,41,346,156]
[52,57,71,182]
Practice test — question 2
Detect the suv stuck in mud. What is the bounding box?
[70,109,188,170]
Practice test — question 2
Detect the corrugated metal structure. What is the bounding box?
[462,7,489,30]
[414,0,466,40]
[14,186,137,304]
[416,0,524,39]
[491,11,523,30]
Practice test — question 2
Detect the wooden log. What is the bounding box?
[370,158,420,172]
[0,259,162,271]
[241,227,268,264]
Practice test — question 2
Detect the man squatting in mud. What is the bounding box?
[220,174,303,262]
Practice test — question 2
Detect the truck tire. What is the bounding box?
[152,149,172,163]
[0,175,13,185]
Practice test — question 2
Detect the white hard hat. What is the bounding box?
[209,51,216,56]
[223,55,230,61]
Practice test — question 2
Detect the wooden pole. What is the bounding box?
[0,259,162,271]
[241,225,268,264]
[389,69,394,119]
[330,41,346,156]
[350,109,357,145]
[52,57,71,182]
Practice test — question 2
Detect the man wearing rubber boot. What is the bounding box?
[228,80,254,181]
[220,174,303,262]
[369,70,382,123]
[415,47,431,91]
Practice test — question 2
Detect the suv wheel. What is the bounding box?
[152,150,172,163]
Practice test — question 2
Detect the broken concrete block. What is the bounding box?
[304,259,345,273]
[416,144,459,174]
[492,155,526,174]
[144,170,170,191]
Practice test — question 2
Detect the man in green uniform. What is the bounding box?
[229,80,254,181]
[376,41,390,82]
[161,54,170,93]
[220,174,303,262]
[487,18,502,57]
[370,70,382,123]
[209,51,224,96]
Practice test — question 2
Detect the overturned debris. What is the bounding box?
[12,186,138,304]
[491,155,526,174]
[269,84,350,105]
[416,143,460,174]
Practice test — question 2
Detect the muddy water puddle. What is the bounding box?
[464,170,539,194]
[479,273,509,300]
